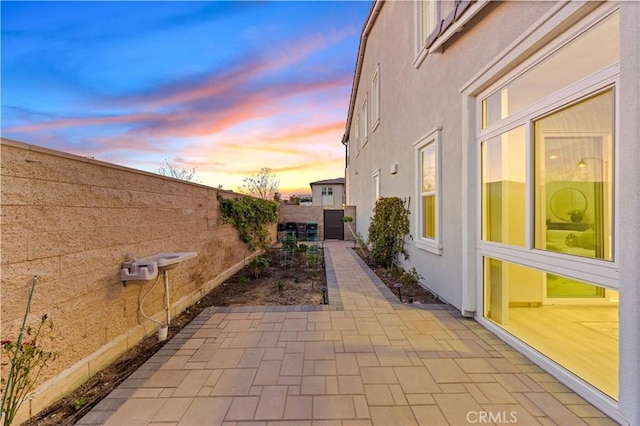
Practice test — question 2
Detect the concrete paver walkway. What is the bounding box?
[79,241,614,425]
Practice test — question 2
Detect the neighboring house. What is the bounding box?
[342,1,638,424]
[310,177,345,209]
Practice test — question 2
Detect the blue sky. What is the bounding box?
[1,1,371,195]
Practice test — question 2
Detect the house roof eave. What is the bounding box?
[342,0,384,146]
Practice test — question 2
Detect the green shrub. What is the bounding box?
[368,197,411,268]
[248,256,270,278]
[401,267,423,293]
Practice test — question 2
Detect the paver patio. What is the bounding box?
[78,241,615,425]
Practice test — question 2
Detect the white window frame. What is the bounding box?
[414,0,490,68]
[321,187,333,196]
[361,96,369,147]
[354,114,360,156]
[475,9,620,291]
[416,0,438,51]
[459,3,624,422]
[371,64,380,132]
[414,126,443,255]
[372,169,381,210]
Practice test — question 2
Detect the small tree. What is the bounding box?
[157,159,198,182]
[241,167,280,200]
[368,197,411,268]
[1,277,57,426]
[342,216,368,255]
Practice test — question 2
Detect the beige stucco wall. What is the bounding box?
[0,138,273,422]
[345,1,555,308]
[346,1,640,422]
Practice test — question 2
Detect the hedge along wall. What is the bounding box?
[0,138,275,422]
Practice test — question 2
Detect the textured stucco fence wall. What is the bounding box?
[0,138,273,422]
[278,204,356,241]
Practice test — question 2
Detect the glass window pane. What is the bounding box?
[482,11,618,128]
[534,90,614,261]
[547,274,604,298]
[423,195,435,238]
[421,0,436,43]
[483,257,618,399]
[481,126,526,247]
[422,147,435,193]
[372,71,380,123]
[361,101,368,139]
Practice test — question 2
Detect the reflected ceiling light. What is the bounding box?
[549,155,558,160]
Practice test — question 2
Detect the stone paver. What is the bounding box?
[79,241,614,425]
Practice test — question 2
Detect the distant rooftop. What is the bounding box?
[310,177,345,186]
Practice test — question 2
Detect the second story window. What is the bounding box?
[419,0,439,49]
[361,96,369,146]
[321,187,333,196]
[371,64,380,131]
[354,114,360,154]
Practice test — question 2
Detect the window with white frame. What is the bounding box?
[321,187,333,196]
[354,115,360,154]
[371,65,380,131]
[417,0,438,50]
[476,7,620,401]
[479,9,619,271]
[372,169,380,210]
[414,127,442,254]
[361,97,368,146]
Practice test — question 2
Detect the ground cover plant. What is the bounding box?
[356,253,442,305]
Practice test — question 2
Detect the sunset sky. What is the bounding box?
[1,1,372,197]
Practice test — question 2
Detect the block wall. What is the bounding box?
[0,138,274,420]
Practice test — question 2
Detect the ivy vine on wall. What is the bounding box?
[217,194,278,250]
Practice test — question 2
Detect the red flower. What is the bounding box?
[1,340,12,346]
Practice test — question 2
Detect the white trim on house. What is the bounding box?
[371,63,380,132]
[414,0,491,68]
[413,126,443,255]
[361,96,369,147]
[354,114,360,156]
[428,0,491,54]
[414,0,439,55]
[461,2,627,422]
[371,168,381,211]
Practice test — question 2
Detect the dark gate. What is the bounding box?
[323,209,344,240]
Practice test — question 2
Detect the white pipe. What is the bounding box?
[163,270,171,326]
[139,274,162,327]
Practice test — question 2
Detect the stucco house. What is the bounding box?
[342,1,639,423]
[310,177,345,209]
